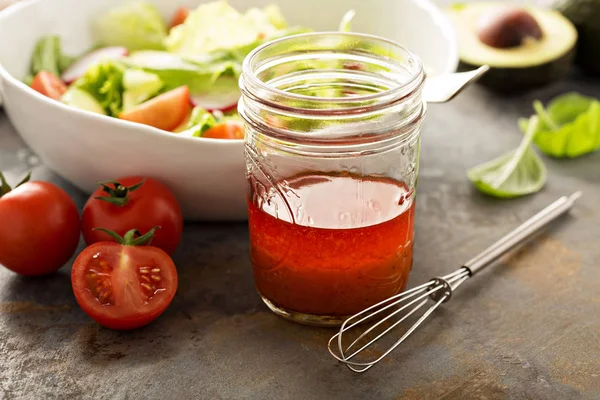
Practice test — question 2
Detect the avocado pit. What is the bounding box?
[477,7,544,49]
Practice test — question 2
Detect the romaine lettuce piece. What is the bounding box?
[30,35,74,77]
[123,50,238,94]
[72,61,125,116]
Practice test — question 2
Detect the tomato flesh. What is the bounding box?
[72,242,178,330]
[118,86,192,131]
[31,71,67,101]
[203,121,244,140]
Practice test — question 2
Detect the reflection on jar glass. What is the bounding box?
[239,32,426,327]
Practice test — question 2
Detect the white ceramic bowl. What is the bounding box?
[0,0,457,220]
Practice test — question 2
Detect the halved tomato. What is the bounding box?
[31,71,67,100]
[71,228,178,330]
[203,120,244,140]
[169,6,190,29]
[118,86,192,131]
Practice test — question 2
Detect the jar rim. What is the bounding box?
[240,31,425,112]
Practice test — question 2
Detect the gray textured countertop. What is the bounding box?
[1,74,599,399]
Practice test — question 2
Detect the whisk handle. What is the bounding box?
[464,192,582,276]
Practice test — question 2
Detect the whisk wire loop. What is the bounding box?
[327,192,581,373]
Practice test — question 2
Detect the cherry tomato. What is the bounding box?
[118,86,192,131]
[30,71,67,100]
[0,172,80,276]
[72,228,178,330]
[81,176,183,256]
[169,6,190,29]
[203,121,244,140]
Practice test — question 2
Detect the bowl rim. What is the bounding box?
[0,0,458,145]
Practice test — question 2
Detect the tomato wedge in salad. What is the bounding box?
[31,71,68,100]
[202,121,244,140]
[71,228,178,330]
[118,86,192,131]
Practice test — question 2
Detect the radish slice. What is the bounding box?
[190,89,240,113]
[61,47,128,84]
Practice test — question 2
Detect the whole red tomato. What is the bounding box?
[0,172,80,276]
[72,227,178,330]
[81,177,183,255]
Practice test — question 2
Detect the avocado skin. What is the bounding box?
[555,0,600,75]
[458,48,575,94]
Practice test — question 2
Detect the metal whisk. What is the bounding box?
[328,192,582,373]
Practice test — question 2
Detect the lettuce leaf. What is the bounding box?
[468,116,547,198]
[123,50,239,94]
[519,92,600,158]
[94,1,167,51]
[178,107,217,137]
[72,61,125,116]
[165,1,287,56]
[30,35,74,77]
[122,69,163,111]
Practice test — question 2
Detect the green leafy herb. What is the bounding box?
[468,116,547,199]
[72,61,125,117]
[519,92,600,158]
[94,1,167,51]
[30,35,74,77]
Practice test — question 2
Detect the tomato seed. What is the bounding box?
[99,261,108,268]
[141,275,151,283]
[151,268,161,273]
[140,268,149,274]
[151,275,161,282]
[141,283,153,292]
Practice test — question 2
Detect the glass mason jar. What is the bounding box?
[239,33,426,327]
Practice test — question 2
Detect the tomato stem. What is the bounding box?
[94,179,146,207]
[92,226,161,246]
[0,171,31,197]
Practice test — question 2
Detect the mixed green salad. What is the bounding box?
[26,1,347,140]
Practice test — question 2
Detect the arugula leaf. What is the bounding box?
[72,61,125,117]
[468,116,547,198]
[519,92,600,158]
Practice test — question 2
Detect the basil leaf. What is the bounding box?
[468,116,547,199]
[520,92,600,158]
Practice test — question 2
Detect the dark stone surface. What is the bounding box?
[1,74,599,399]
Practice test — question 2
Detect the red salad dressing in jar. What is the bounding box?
[239,32,426,326]
[248,173,415,317]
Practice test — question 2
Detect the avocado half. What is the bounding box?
[447,2,578,93]
[554,0,600,75]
